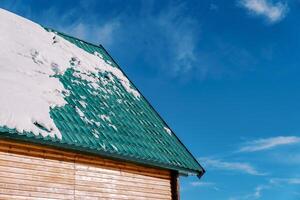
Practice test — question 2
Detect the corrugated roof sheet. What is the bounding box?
[0,28,204,177]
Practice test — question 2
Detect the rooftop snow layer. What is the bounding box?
[0,8,140,139]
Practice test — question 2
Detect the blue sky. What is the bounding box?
[1,0,300,199]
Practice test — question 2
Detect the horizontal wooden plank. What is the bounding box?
[0,165,74,182]
[75,172,170,188]
[75,156,170,179]
[0,151,74,169]
[0,159,74,175]
[74,197,171,200]
[0,182,74,195]
[75,190,171,200]
[0,194,58,200]
[0,188,74,200]
[76,164,170,181]
[75,184,170,196]
[75,165,170,185]
[0,170,74,185]
[0,144,74,163]
[75,184,171,198]
[75,172,170,190]
[75,195,170,200]
[0,176,74,190]
[75,174,170,189]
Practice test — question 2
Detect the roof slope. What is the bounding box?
[0,9,204,177]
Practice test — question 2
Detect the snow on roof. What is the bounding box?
[164,127,172,135]
[0,9,140,139]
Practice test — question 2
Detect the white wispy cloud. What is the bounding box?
[95,20,121,47]
[190,181,220,192]
[190,181,215,187]
[230,177,300,200]
[64,3,201,77]
[60,18,121,48]
[270,178,300,185]
[252,185,270,199]
[200,157,265,176]
[154,4,201,76]
[239,136,300,152]
[229,184,271,200]
[239,0,288,23]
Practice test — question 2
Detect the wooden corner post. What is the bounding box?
[171,171,180,200]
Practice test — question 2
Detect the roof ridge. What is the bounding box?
[45,27,103,50]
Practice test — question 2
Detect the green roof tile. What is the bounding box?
[0,28,204,177]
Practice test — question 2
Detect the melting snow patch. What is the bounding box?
[78,100,87,108]
[109,124,117,131]
[75,107,100,126]
[100,143,106,150]
[117,99,123,104]
[0,8,140,139]
[164,127,172,136]
[100,114,111,122]
[92,129,100,138]
[75,107,85,118]
[100,115,117,131]
[71,79,82,85]
[91,120,100,127]
[91,91,98,96]
[111,144,118,151]
[73,71,100,90]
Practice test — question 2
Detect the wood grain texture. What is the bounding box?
[0,139,173,200]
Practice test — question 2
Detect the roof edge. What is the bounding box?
[0,132,204,177]
[99,44,205,178]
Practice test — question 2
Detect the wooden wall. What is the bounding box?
[0,139,175,200]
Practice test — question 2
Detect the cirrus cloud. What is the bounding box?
[199,157,265,176]
[239,136,300,152]
[238,0,288,23]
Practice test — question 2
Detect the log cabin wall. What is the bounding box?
[0,139,175,200]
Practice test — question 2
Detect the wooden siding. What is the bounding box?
[0,139,174,200]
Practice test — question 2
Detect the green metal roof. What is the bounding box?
[0,28,204,177]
